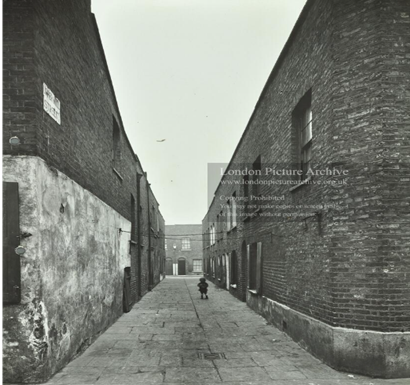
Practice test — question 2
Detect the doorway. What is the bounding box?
[165,258,173,275]
[178,258,186,275]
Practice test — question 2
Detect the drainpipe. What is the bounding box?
[136,172,143,299]
[145,172,152,290]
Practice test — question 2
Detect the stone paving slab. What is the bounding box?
[5,277,410,385]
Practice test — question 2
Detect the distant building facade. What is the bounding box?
[3,1,165,383]
[165,225,203,276]
[203,0,410,379]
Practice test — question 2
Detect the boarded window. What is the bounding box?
[3,182,21,304]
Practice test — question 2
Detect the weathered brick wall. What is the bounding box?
[3,0,38,155]
[203,0,410,332]
[149,190,165,288]
[29,0,137,221]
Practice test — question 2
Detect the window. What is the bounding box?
[300,106,312,179]
[293,90,313,181]
[165,239,167,250]
[193,259,202,273]
[231,192,237,229]
[218,212,224,240]
[251,156,262,205]
[226,200,231,232]
[182,238,190,250]
[131,194,136,241]
[149,208,159,233]
[248,242,262,293]
[210,224,216,245]
[243,174,250,212]
[227,195,237,231]
[112,117,121,167]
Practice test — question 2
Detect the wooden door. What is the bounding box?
[3,182,21,304]
[178,259,186,275]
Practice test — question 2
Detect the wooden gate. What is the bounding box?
[3,182,21,304]
[123,267,132,312]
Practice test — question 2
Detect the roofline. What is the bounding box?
[91,12,164,218]
[91,14,141,167]
[202,0,313,222]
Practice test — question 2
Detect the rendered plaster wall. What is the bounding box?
[3,156,132,383]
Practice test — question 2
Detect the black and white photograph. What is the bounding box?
[2,0,410,384]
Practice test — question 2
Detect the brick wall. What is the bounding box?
[203,0,410,333]
[166,225,203,275]
[3,0,38,155]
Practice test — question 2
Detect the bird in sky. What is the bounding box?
[156,139,166,142]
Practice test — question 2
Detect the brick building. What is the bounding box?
[3,1,165,383]
[165,225,203,276]
[203,0,410,379]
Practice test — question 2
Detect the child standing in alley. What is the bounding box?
[197,277,209,299]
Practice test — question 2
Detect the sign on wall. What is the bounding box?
[43,83,61,124]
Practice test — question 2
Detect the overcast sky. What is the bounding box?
[92,0,307,225]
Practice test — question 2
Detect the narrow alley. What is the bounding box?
[20,277,408,385]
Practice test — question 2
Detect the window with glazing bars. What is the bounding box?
[182,237,190,250]
[293,89,313,181]
[193,259,202,272]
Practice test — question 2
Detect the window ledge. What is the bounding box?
[227,225,237,234]
[242,208,261,222]
[112,167,123,182]
[289,176,312,192]
[230,284,237,289]
[248,289,258,295]
[129,240,138,245]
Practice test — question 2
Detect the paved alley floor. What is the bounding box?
[29,277,409,385]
